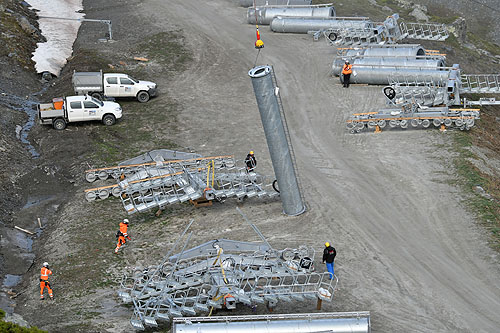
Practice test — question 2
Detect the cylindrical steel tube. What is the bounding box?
[332,50,447,85]
[248,66,305,216]
[174,316,370,333]
[248,6,335,25]
[240,0,312,7]
[343,45,426,58]
[363,45,425,57]
[270,17,371,33]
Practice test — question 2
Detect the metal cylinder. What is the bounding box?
[248,65,305,216]
[270,17,372,33]
[344,45,426,57]
[248,6,335,25]
[173,313,371,333]
[363,45,425,57]
[332,43,447,85]
[240,0,312,7]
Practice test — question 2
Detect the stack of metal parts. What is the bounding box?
[346,105,479,133]
[118,220,337,330]
[461,74,500,107]
[84,153,278,214]
[386,66,500,108]
[247,4,335,25]
[346,66,486,133]
[332,44,448,85]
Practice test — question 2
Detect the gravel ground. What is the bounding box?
[1,0,499,332]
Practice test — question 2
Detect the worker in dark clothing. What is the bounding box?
[342,60,352,88]
[245,151,257,172]
[322,242,337,280]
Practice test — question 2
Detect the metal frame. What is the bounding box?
[118,218,338,330]
[84,154,279,213]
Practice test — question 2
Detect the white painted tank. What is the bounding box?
[240,0,312,7]
[247,6,335,25]
[270,16,372,33]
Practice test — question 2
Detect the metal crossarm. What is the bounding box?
[84,155,235,183]
[319,14,448,47]
[461,74,500,94]
[400,21,449,41]
[346,104,480,133]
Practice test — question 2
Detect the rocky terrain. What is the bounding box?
[0,0,499,332]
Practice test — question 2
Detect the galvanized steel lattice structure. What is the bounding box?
[84,153,279,214]
[117,219,337,330]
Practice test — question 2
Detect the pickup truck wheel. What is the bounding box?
[91,92,103,100]
[53,118,66,130]
[102,114,116,126]
[137,91,150,103]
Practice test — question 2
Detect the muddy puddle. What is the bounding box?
[0,190,58,313]
[0,88,47,158]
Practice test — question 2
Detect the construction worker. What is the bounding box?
[245,151,257,172]
[120,218,131,241]
[342,60,353,88]
[115,218,131,253]
[40,262,54,300]
[322,242,336,280]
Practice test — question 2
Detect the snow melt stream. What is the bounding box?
[28,0,83,76]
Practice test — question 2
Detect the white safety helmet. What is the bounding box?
[123,219,129,224]
[43,262,49,267]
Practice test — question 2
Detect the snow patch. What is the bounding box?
[27,0,84,76]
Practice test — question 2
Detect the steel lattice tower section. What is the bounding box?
[249,65,306,216]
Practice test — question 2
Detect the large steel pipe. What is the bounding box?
[247,6,335,25]
[173,312,371,333]
[332,45,447,85]
[332,61,449,85]
[332,57,445,72]
[270,16,372,33]
[240,0,312,7]
[249,65,305,216]
[344,45,426,57]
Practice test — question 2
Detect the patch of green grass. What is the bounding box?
[0,308,47,332]
[429,15,460,25]
[80,47,186,166]
[453,131,500,250]
[466,32,500,55]
[138,31,193,70]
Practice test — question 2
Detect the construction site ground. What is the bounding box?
[1,0,499,332]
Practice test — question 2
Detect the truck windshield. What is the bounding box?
[128,76,139,83]
[91,97,104,106]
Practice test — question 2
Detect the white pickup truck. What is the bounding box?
[72,71,157,102]
[38,96,122,130]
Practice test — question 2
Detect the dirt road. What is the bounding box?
[139,0,500,331]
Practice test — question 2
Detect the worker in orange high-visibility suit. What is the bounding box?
[40,262,54,300]
[342,60,353,88]
[115,218,131,253]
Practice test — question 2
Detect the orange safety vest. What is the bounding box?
[119,222,128,236]
[40,267,52,281]
[342,64,352,75]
